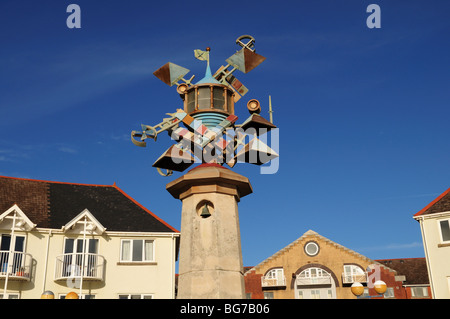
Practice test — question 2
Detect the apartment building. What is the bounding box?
[414,186,450,298]
[0,176,179,299]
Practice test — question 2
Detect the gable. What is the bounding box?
[63,208,106,235]
[0,204,37,231]
[414,187,450,218]
[245,230,395,275]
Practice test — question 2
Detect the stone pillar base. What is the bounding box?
[166,164,252,299]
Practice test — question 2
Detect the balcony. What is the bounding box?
[0,251,33,281]
[342,272,368,284]
[296,274,332,286]
[55,253,105,281]
[261,276,286,288]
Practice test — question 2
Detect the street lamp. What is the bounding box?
[41,291,55,299]
[374,280,387,295]
[65,291,79,299]
[350,282,365,297]
[351,280,387,299]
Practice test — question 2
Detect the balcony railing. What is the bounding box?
[261,276,286,288]
[0,250,33,281]
[296,274,332,286]
[55,253,105,281]
[342,272,368,284]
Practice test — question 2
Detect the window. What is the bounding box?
[64,238,98,255]
[121,239,154,262]
[411,287,429,298]
[439,220,450,243]
[383,287,395,298]
[1,234,25,252]
[263,268,285,286]
[304,241,319,256]
[1,234,26,275]
[263,292,274,299]
[118,294,153,299]
[310,289,320,299]
[362,288,370,297]
[297,288,333,299]
[62,238,99,277]
[59,294,95,299]
[298,267,331,284]
[197,87,211,110]
[0,293,19,299]
[343,265,367,283]
[327,289,333,299]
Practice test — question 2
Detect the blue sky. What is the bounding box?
[1,0,449,267]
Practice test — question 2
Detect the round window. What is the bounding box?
[304,241,319,256]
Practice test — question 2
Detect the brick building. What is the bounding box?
[376,258,431,299]
[244,230,407,299]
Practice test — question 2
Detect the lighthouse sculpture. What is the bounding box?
[131,35,278,298]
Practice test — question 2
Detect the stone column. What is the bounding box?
[166,163,252,299]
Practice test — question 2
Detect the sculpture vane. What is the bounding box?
[131,35,279,176]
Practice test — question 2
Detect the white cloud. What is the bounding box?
[58,146,78,154]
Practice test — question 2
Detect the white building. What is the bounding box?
[414,187,450,299]
[0,175,179,299]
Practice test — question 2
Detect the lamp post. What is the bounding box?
[65,291,79,299]
[351,280,387,299]
[40,291,55,299]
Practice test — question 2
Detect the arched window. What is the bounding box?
[261,268,285,287]
[343,264,367,284]
[297,267,332,285]
[295,267,336,299]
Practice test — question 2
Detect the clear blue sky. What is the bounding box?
[1,0,449,267]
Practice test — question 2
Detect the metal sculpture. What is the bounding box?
[131,35,278,176]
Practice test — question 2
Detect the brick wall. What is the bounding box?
[367,265,407,299]
[244,270,264,299]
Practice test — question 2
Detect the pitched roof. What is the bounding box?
[245,230,396,275]
[414,187,450,217]
[0,175,178,233]
[375,258,429,285]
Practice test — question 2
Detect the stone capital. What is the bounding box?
[166,164,253,201]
